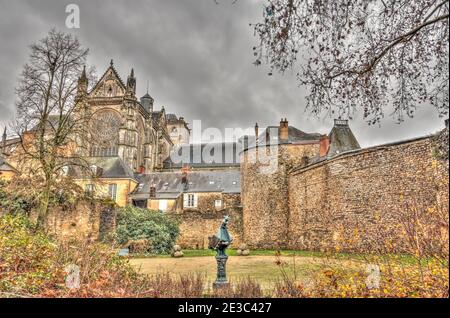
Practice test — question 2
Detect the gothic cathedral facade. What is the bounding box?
[74,60,190,174]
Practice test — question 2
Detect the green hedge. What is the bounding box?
[115,206,180,255]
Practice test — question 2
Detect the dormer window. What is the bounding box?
[90,165,101,177]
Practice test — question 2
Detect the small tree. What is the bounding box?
[253,0,449,124]
[14,29,93,229]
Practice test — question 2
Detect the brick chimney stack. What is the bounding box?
[319,134,330,157]
[279,118,289,141]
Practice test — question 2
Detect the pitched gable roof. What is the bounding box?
[246,126,321,150]
[68,157,136,180]
[0,156,16,172]
[89,61,127,96]
[131,170,241,200]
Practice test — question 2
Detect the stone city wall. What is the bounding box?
[241,143,321,249]
[288,134,449,252]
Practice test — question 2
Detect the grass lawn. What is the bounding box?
[129,252,363,290]
[131,249,419,264]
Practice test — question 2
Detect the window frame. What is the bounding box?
[184,193,198,208]
[85,184,94,196]
[108,183,118,202]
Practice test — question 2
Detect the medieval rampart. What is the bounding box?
[288,134,449,252]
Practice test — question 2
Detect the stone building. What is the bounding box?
[240,118,449,252]
[67,157,139,208]
[1,59,448,252]
[0,129,18,181]
[240,118,361,248]
[130,169,242,248]
[0,156,17,181]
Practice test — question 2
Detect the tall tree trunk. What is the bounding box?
[36,177,51,231]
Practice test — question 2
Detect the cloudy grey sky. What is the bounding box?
[0,0,447,147]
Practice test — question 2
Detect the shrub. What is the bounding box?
[0,180,36,216]
[0,214,187,298]
[0,214,60,296]
[0,177,84,217]
[115,206,180,255]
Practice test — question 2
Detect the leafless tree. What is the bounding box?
[14,29,93,229]
[252,0,449,124]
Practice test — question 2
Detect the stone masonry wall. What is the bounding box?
[174,193,243,249]
[241,143,320,249]
[288,135,449,252]
[30,201,116,242]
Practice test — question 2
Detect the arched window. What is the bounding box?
[136,117,145,169]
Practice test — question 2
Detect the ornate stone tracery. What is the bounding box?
[89,110,121,157]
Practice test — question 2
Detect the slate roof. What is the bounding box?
[327,120,361,157]
[1,137,20,148]
[166,113,178,122]
[247,126,322,150]
[27,115,69,133]
[0,156,16,171]
[131,170,241,200]
[141,92,153,100]
[163,142,242,169]
[68,157,136,180]
[151,111,162,125]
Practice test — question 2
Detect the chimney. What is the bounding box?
[334,119,349,126]
[254,123,259,145]
[2,127,6,149]
[149,186,156,198]
[319,135,330,157]
[239,135,249,150]
[279,118,289,141]
[181,165,190,190]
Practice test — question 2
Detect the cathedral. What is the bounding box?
[76,60,190,173]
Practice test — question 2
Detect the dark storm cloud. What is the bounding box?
[0,0,446,146]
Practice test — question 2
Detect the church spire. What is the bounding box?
[81,65,87,80]
[76,65,88,99]
[126,68,136,95]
